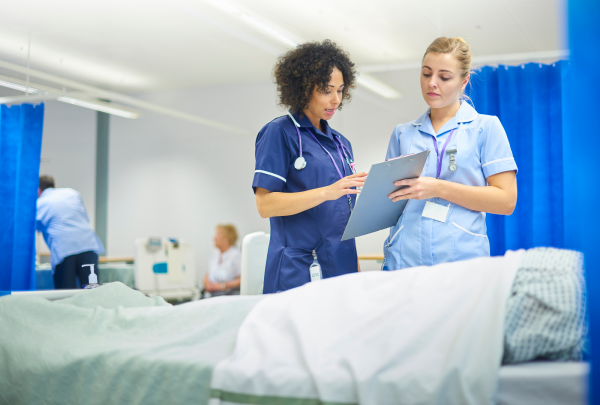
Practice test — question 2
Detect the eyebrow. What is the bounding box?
[422,65,454,74]
[328,84,345,88]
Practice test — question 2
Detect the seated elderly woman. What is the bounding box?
[202,224,242,298]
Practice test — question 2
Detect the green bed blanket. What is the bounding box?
[0,282,262,405]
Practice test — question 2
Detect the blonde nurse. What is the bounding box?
[383,37,518,270]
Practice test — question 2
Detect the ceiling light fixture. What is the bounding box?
[239,14,298,48]
[0,77,140,119]
[356,74,402,99]
[56,97,140,119]
[166,0,280,56]
[0,79,44,95]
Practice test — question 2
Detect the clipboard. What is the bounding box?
[341,150,430,241]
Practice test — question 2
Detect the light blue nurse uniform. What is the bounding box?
[383,102,518,270]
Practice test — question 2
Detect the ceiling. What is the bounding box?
[0,0,566,93]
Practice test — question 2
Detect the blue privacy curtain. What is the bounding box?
[0,103,44,291]
[470,62,566,256]
[566,0,600,403]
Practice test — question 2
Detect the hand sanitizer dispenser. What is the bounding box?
[81,264,100,289]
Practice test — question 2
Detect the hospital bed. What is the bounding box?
[497,361,588,405]
[0,249,587,405]
[237,240,589,404]
[0,286,587,405]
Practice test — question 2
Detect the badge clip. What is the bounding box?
[446,148,458,172]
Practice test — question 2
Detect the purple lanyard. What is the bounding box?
[432,129,455,179]
[308,129,346,180]
[334,138,353,161]
[307,129,354,207]
[336,137,356,174]
[297,127,303,158]
[293,125,354,176]
[290,117,355,210]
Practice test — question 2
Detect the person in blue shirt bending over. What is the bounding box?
[383,37,518,270]
[36,175,105,289]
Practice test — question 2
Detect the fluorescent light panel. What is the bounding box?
[56,97,139,119]
[204,0,298,47]
[357,74,401,99]
[0,80,44,94]
[0,78,139,119]
[239,14,298,48]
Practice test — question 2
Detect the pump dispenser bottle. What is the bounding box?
[309,250,322,282]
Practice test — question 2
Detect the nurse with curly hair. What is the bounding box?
[253,40,367,293]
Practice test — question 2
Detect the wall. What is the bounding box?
[37,100,97,256]
[108,82,276,280]
[39,101,97,218]
[37,72,427,277]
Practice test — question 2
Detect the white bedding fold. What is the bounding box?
[210,250,524,405]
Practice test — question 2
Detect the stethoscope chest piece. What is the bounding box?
[294,156,307,170]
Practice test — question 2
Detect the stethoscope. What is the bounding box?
[287,112,356,174]
[287,112,357,211]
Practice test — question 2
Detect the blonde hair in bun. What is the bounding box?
[423,36,472,78]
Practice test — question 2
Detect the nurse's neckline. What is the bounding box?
[429,100,461,134]
[302,108,327,133]
[290,111,331,137]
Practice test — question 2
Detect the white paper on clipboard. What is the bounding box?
[341,150,430,241]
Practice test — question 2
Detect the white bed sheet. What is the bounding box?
[497,362,589,405]
[211,251,524,405]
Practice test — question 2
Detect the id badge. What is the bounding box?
[422,201,450,223]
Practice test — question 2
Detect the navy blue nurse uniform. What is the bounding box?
[252,111,358,293]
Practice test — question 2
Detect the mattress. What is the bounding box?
[497,362,589,405]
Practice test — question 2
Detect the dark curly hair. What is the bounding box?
[274,40,356,114]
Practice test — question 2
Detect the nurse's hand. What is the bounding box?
[388,177,439,202]
[324,172,368,201]
[256,172,367,218]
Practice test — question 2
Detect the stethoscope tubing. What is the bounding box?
[287,113,356,209]
[288,114,355,175]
